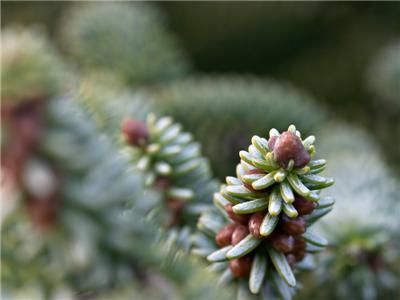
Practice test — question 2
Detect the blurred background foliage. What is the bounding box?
[148,76,326,178]
[2,1,400,172]
[2,1,400,299]
[58,2,190,86]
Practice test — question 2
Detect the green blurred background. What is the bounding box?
[3,1,400,172]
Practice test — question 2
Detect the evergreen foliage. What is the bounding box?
[0,25,225,299]
[59,2,189,86]
[76,78,218,234]
[120,114,219,234]
[1,94,231,300]
[1,26,67,104]
[193,125,334,299]
[306,226,399,300]
[297,125,400,300]
[77,76,152,138]
[149,76,326,179]
[2,95,152,296]
[2,4,399,299]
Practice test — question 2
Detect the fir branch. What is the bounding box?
[148,76,327,179]
[193,125,335,299]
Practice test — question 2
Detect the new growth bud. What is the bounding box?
[270,232,295,253]
[248,212,265,239]
[293,196,316,215]
[280,215,306,236]
[216,223,237,247]
[232,225,249,245]
[225,203,251,225]
[121,118,149,147]
[273,131,310,168]
[229,255,253,278]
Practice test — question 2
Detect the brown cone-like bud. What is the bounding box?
[2,138,29,184]
[280,215,306,236]
[13,105,43,149]
[27,195,58,230]
[286,253,297,267]
[293,196,316,215]
[121,118,149,147]
[231,225,249,245]
[2,101,44,185]
[248,212,266,239]
[273,131,310,168]
[270,232,295,253]
[292,239,307,262]
[367,253,385,273]
[225,204,250,225]
[215,223,237,247]
[293,248,306,262]
[166,198,185,213]
[268,135,278,150]
[293,238,306,252]
[12,101,44,147]
[155,177,170,190]
[229,255,253,278]
[166,198,185,227]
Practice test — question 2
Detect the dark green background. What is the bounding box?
[3,1,400,171]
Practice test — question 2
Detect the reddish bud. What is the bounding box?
[273,131,310,168]
[229,255,253,278]
[2,139,29,184]
[280,215,306,236]
[15,115,42,148]
[268,135,278,150]
[225,204,250,225]
[215,224,237,247]
[367,253,385,273]
[231,225,249,245]
[293,248,306,262]
[293,238,306,252]
[166,199,185,227]
[121,118,149,147]
[293,196,316,215]
[155,177,170,190]
[248,212,266,239]
[270,232,295,253]
[11,101,44,148]
[1,101,44,184]
[166,198,185,213]
[291,239,307,262]
[27,196,58,230]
